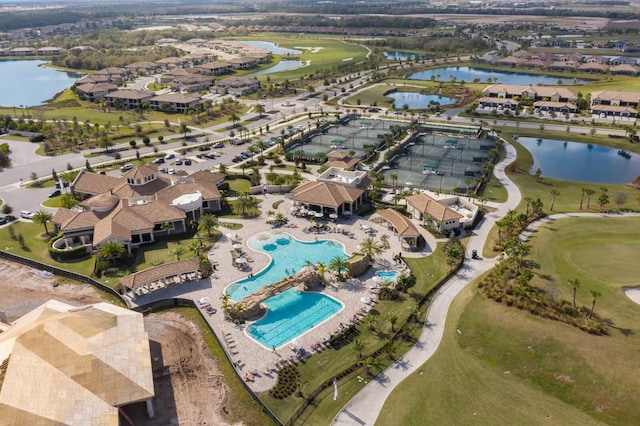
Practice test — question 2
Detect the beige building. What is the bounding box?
[0,300,155,425]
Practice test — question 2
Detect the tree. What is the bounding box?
[383,340,398,360]
[614,191,628,208]
[359,237,383,263]
[584,188,595,209]
[550,189,560,211]
[328,255,349,281]
[179,122,191,141]
[232,193,259,216]
[170,241,186,261]
[198,213,218,236]
[389,172,398,189]
[387,313,399,332]
[99,240,126,263]
[598,193,609,210]
[33,210,53,235]
[358,356,382,377]
[353,338,365,359]
[255,103,266,117]
[59,193,78,209]
[589,289,602,319]
[363,314,378,331]
[579,188,588,210]
[569,278,581,308]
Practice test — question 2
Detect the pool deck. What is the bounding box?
[124,193,443,392]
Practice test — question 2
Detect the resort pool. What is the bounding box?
[226,232,347,301]
[246,289,343,349]
[376,270,399,281]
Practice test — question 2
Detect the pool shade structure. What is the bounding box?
[445,139,458,144]
[330,138,344,144]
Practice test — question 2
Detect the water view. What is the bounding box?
[246,60,304,77]
[387,92,455,110]
[517,137,640,184]
[408,66,586,86]
[0,60,83,107]
[242,41,302,55]
[384,50,427,61]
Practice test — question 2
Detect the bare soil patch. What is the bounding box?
[0,259,237,426]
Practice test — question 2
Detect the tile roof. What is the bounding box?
[119,257,200,290]
[72,170,123,196]
[155,182,220,204]
[376,208,421,238]
[291,180,365,208]
[406,193,464,222]
[0,300,153,425]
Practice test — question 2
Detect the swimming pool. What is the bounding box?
[226,232,348,301]
[246,288,343,349]
[376,270,399,281]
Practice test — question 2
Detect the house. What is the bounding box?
[610,64,639,75]
[532,101,577,115]
[213,76,260,96]
[290,167,370,216]
[578,62,609,74]
[8,47,35,56]
[126,61,160,76]
[75,82,119,102]
[94,67,130,84]
[155,56,188,71]
[324,151,361,170]
[477,97,519,112]
[51,166,223,253]
[105,89,155,109]
[36,46,63,55]
[482,84,578,103]
[148,92,202,113]
[406,193,478,231]
[0,300,155,425]
[196,61,233,75]
[170,73,214,92]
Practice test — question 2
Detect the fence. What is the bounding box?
[0,250,126,304]
[133,298,284,426]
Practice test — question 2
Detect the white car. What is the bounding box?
[168,168,176,175]
[20,210,35,219]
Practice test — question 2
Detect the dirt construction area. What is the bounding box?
[0,259,237,426]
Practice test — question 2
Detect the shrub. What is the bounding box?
[270,365,301,399]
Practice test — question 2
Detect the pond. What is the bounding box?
[242,41,302,55]
[517,136,640,184]
[384,50,427,61]
[408,66,586,86]
[246,60,304,77]
[387,91,456,110]
[0,60,83,107]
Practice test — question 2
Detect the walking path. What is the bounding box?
[332,141,521,425]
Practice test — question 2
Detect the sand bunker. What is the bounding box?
[623,287,640,304]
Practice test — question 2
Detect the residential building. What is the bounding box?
[148,93,202,113]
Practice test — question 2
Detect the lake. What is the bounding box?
[387,92,455,110]
[384,51,427,61]
[246,60,304,77]
[242,41,302,55]
[517,137,640,184]
[408,66,586,86]
[0,60,83,107]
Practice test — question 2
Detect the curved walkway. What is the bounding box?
[332,141,521,425]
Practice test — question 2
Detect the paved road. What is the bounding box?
[332,142,521,425]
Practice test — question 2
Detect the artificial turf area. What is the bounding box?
[378,216,640,426]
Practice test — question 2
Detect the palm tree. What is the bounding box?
[170,242,186,261]
[219,163,227,175]
[33,210,53,235]
[198,213,218,236]
[358,356,382,377]
[179,122,190,141]
[255,103,266,118]
[550,189,560,211]
[584,188,595,209]
[359,237,383,263]
[99,240,126,263]
[363,314,378,331]
[387,313,399,332]
[220,293,230,312]
[383,340,398,360]
[589,289,602,318]
[579,188,587,210]
[389,172,398,190]
[328,255,349,281]
[569,278,581,308]
[232,193,259,216]
[189,238,203,256]
[353,338,365,359]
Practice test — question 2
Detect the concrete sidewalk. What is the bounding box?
[332,142,521,425]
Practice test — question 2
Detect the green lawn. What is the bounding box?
[378,217,640,425]
[260,246,450,424]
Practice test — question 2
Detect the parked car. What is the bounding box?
[121,163,134,171]
[165,153,175,160]
[0,217,7,225]
[55,181,70,189]
[153,158,165,164]
[213,142,225,148]
[175,159,183,165]
[48,189,61,198]
[184,159,192,165]
[232,156,243,163]
[168,168,176,175]
[198,145,211,151]
[20,210,35,220]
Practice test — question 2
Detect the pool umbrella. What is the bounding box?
[235,257,247,264]
[360,296,371,304]
[315,212,324,218]
[232,243,242,250]
[290,337,302,348]
[329,213,338,219]
[290,206,298,212]
[226,232,238,240]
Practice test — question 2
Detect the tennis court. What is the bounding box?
[382,132,495,192]
[287,118,395,158]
